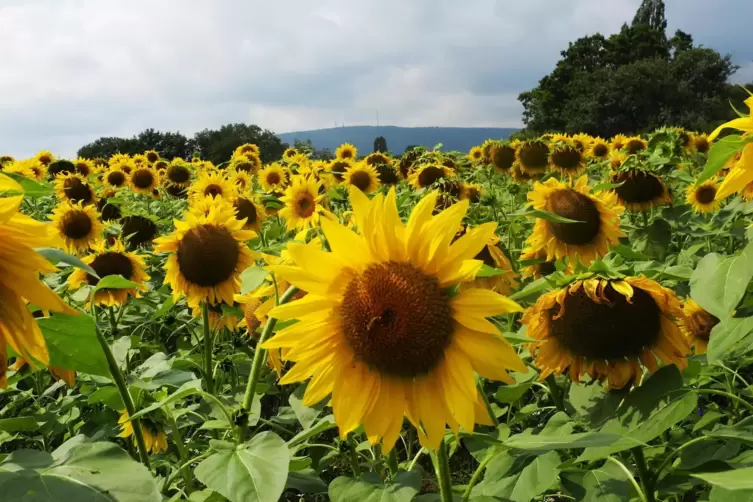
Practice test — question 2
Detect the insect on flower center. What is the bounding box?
[61,210,93,239]
[546,189,602,245]
[339,261,453,378]
[177,225,240,287]
[86,252,135,287]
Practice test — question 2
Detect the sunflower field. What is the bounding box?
[1,98,753,502]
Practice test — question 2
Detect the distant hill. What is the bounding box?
[277,125,518,155]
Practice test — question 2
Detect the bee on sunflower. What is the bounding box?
[525,175,625,266]
[524,275,690,390]
[611,168,672,212]
[343,162,381,194]
[686,178,722,213]
[50,201,104,255]
[129,166,160,195]
[548,138,586,176]
[68,239,150,306]
[154,204,256,308]
[408,164,453,190]
[335,143,357,161]
[54,173,97,205]
[514,140,550,175]
[118,411,168,454]
[259,163,288,193]
[189,171,237,202]
[164,162,192,188]
[263,188,525,451]
[679,298,719,355]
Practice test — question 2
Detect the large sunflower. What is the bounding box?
[263,188,525,451]
[686,178,721,213]
[408,164,452,190]
[68,239,149,306]
[154,205,256,308]
[515,140,550,175]
[680,298,719,355]
[525,276,689,390]
[165,163,192,188]
[526,175,624,266]
[0,175,76,387]
[189,171,236,202]
[612,169,672,212]
[343,163,381,194]
[50,201,104,255]
[129,166,160,195]
[335,143,357,161]
[279,176,328,231]
[490,143,516,173]
[328,160,353,182]
[54,173,96,205]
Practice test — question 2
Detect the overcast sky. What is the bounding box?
[1,0,752,158]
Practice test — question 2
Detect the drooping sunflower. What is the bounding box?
[189,171,236,202]
[329,160,353,182]
[610,134,629,152]
[279,176,328,231]
[490,143,516,173]
[515,140,550,175]
[375,164,400,185]
[120,215,159,250]
[68,239,150,306]
[335,143,357,161]
[686,178,722,213]
[50,201,104,254]
[259,163,288,193]
[714,143,753,201]
[165,163,192,188]
[154,205,256,308]
[233,194,267,232]
[54,173,96,205]
[118,411,168,454]
[365,152,391,167]
[144,150,160,164]
[97,198,122,221]
[526,175,624,266]
[588,138,610,160]
[691,133,711,155]
[549,140,586,176]
[460,183,482,203]
[343,163,381,194]
[679,298,719,355]
[408,164,453,190]
[525,276,690,390]
[519,247,560,279]
[47,159,76,179]
[129,166,160,195]
[263,188,525,451]
[35,150,54,167]
[455,228,519,295]
[467,146,484,164]
[623,136,647,154]
[612,169,672,212]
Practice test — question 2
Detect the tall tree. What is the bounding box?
[373,136,388,153]
[192,123,285,164]
[632,0,667,31]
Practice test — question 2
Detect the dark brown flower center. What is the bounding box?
[235,161,254,173]
[376,165,399,185]
[131,169,155,189]
[154,160,168,170]
[48,160,75,179]
[417,166,446,187]
[295,193,316,218]
[689,310,719,341]
[266,172,281,185]
[75,163,90,176]
[625,139,646,154]
[349,171,373,192]
[465,186,481,203]
[694,137,710,154]
[551,147,583,170]
[519,142,550,170]
[64,178,94,204]
[538,260,557,276]
[475,245,497,267]
[613,169,665,204]
[177,225,240,287]
[86,252,135,287]
[492,145,516,171]
[330,161,350,181]
[593,143,609,158]
[166,184,188,198]
[695,185,716,205]
[340,149,354,160]
[167,165,190,184]
[204,184,223,198]
[120,215,157,249]
[234,198,258,225]
[340,262,453,377]
[547,189,602,245]
[107,171,127,187]
[550,283,661,359]
[146,152,159,163]
[97,199,122,221]
[61,210,93,239]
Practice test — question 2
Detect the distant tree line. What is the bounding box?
[77,124,287,164]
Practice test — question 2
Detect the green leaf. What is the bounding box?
[697,135,753,185]
[289,384,324,429]
[86,387,124,410]
[578,461,639,502]
[194,432,290,502]
[510,208,582,223]
[0,440,160,501]
[592,181,624,192]
[569,383,628,429]
[128,380,203,419]
[0,417,40,433]
[690,241,753,319]
[240,267,269,294]
[151,297,174,320]
[328,470,422,502]
[710,486,753,502]
[610,244,650,261]
[286,470,327,494]
[288,415,337,447]
[39,314,110,378]
[494,383,532,404]
[505,432,628,451]
[93,275,140,293]
[35,248,99,278]
[706,417,753,445]
[476,264,505,278]
[693,467,753,490]
[3,172,53,197]
[706,316,753,363]
[509,451,561,502]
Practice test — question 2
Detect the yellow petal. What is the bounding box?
[451,288,522,317]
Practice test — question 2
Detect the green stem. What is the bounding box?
[462,452,495,501]
[165,411,192,494]
[546,374,566,412]
[388,448,399,476]
[631,447,656,502]
[654,436,711,479]
[433,440,454,502]
[477,380,499,426]
[408,447,426,472]
[93,307,151,468]
[607,456,647,502]
[695,388,753,414]
[349,439,361,477]
[108,307,118,335]
[237,286,298,442]
[202,302,213,394]
[163,452,211,490]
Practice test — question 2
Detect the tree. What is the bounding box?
[373,136,388,153]
[518,0,739,136]
[78,130,192,160]
[192,123,285,164]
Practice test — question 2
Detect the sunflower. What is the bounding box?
[104,168,129,189]
[191,303,240,332]
[571,133,593,152]
[612,169,672,212]
[714,143,753,201]
[165,163,192,188]
[283,148,299,161]
[0,155,14,167]
[461,183,482,203]
[525,276,689,389]
[50,201,103,254]
[467,146,484,163]
[189,171,236,202]
[549,140,586,176]
[97,198,122,221]
[165,184,189,199]
[4,160,36,179]
[153,159,169,171]
[259,163,288,193]
[408,164,453,190]
[234,143,260,158]
[686,178,721,213]
[230,171,252,192]
[71,158,94,177]
[456,229,519,295]
[343,163,381,194]
[120,215,159,250]
[189,194,234,218]
[609,151,628,170]
[144,150,160,164]
[35,150,54,167]
[263,188,525,451]
[679,298,719,355]
[54,172,96,205]
[623,136,647,154]
[515,140,550,175]
[335,143,357,161]
[129,166,159,195]
[329,160,353,182]
[19,159,47,180]
[110,158,133,175]
[279,176,329,231]
[675,128,693,153]
[526,176,624,266]
[610,134,629,152]
[154,205,256,308]
[231,155,261,174]
[742,180,753,202]
[375,164,400,185]
[511,164,537,182]
[709,96,753,141]
[132,154,148,167]
[365,152,391,167]
[691,134,711,155]
[588,138,610,160]
[47,160,76,179]
[68,239,150,306]
[109,153,131,167]
[490,143,516,172]
[118,411,168,454]
[233,194,267,232]
[519,247,559,279]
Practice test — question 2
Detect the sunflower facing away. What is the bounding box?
[524,276,689,390]
[68,239,150,306]
[490,143,516,173]
[526,175,625,266]
[129,166,160,195]
[120,215,159,250]
[279,176,328,231]
[189,171,236,202]
[155,204,256,308]
[50,201,104,255]
[343,162,381,194]
[263,188,526,451]
[119,411,168,454]
[680,298,719,354]
[612,169,672,212]
[335,143,357,161]
[54,173,96,205]
[686,178,722,213]
[0,175,76,386]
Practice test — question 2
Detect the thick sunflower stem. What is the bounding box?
[546,374,566,412]
[433,440,454,502]
[93,309,151,469]
[477,380,499,426]
[108,306,118,336]
[165,411,193,494]
[238,286,298,443]
[202,302,213,395]
[631,447,656,502]
[388,448,399,477]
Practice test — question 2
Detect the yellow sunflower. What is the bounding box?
[231,171,253,192]
[526,175,624,266]
[364,152,392,167]
[686,178,722,213]
[460,183,482,203]
[519,247,560,279]
[709,96,753,141]
[54,173,97,205]
[408,164,453,190]
[343,163,381,194]
[588,138,610,160]
[50,201,104,255]
[132,154,148,167]
[490,143,516,173]
[189,194,234,219]
[35,150,54,167]
[259,164,288,193]
[263,188,525,452]
[189,171,237,202]
[154,205,256,308]
[609,151,628,171]
[191,303,240,332]
[691,133,711,155]
[144,150,160,164]
[328,160,353,183]
[118,411,168,454]
[610,134,629,152]
[679,298,719,355]
[279,176,328,231]
[549,140,586,176]
[233,194,267,232]
[612,169,672,211]
[525,276,689,390]
[4,160,36,179]
[74,158,95,177]
[164,163,192,188]
[231,155,261,174]
[571,133,593,152]
[234,143,260,158]
[742,180,753,202]
[515,140,550,175]
[714,143,753,200]
[105,168,130,191]
[153,159,169,172]
[109,153,132,168]
[0,155,15,166]
[335,143,357,161]
[623,136,647,154]
[283,148,299,161]
[467,146,484,163]
[129,166,160,195]
[68,239,150,307]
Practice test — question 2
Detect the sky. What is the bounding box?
[1,0,752,158]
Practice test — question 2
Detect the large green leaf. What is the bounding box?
[706,316,753,363]
[696,135,753,185]
[35,248,99,278]
[510,208,582,223]
[194,432,290,502]
[0,417,40,433]
[690,241,753,319]
[693,467,753,490]
[0,439,160,501]
[3,172,53,197]
[38,314,110,378]
[569,383,628,428]
[504,432,628,451]
[93,275,140,293]
[328,470,421,502]
[240,267,270,294]
[566,461,639,502]
[509,451,561,502]
[289,384,324,429]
